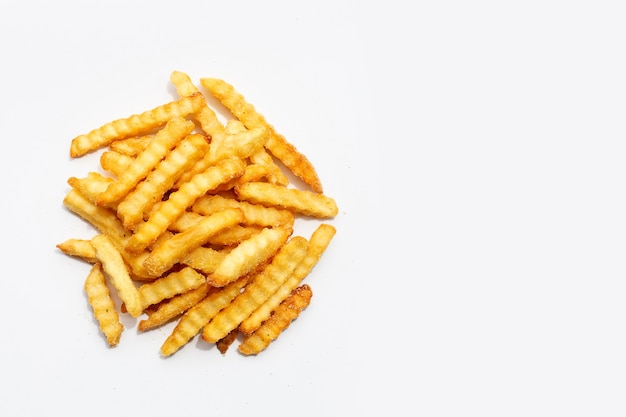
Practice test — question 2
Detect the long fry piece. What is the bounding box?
[84,262,124,346]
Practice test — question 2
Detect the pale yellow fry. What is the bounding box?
[63,189,153,279]
[84,262,124,346]
[138,283,210,331]
[97,117,195,205]
[100,151,133,177]
[143,208,244,277]
[240,223,335,334]
[193,194,295,228]
[181,246,229,275]
[235,182,338,218]
[116,133,209,229]
[138,267,206,309]
[208,226,292,287]
[56,238,97,263]
[67,173,114,208]
[238,284,312,355]
[200,77,323,193]
[170,70,225,139]
[109,136,153,156]
[202,236,308,343]
[161,277,249,356]
[70,92,204,158]
[91,234,143,318]
[125,157,245,253]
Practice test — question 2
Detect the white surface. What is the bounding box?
[2,1,626,416]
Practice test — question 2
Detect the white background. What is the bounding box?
[1,1,626,416]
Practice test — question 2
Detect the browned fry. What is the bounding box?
[97,117,196,205]
[143,208,244,277]
[202,236,308,343]
[238,284,313,355]
[235,182,338,218]
[216,328,238,355]
[84,262,124,346]
[200,77,323,193]
[138,283,210,331]
[208,226,292,288]
[239,223,335,335]
[70,92,204,158]
[125,157,245,253]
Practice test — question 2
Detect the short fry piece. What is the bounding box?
[91,234,143,318]
[70,93,204,158]
[138,283,210,331]
[57,238,97,263]
[238,284,313,355]
[208,226,292,287]
[84,262,124,346]
[202,236,308,343]
[235,182,338,218]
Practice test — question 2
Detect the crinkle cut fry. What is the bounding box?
[138,283,210,332]
[84,262,124,347]
[200,77,323,193]
[238,284,313,356]
[70,92,204,158]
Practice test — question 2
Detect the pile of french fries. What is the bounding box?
[57,71,337,356]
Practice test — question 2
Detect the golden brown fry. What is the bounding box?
[200,77,323,193]
[138,283,210,331]
[239,223,335,335]
[170,70,225,139]
[248,147,289,186]
[56,238,97,263]
[91,234,143,318]
[202,236,308,343]
[143,208,244,277]
[109,136,153,156]
[70,92,204,158]
[100,151,133,177]
[67,173,114,208]
[138,267,206,309]
[181,246,229,275]
[238,284,312,355]
[97,117,196,205]
[84,262,124,347]
[116,133,209,229]
[161,277,249,356]
[235,182,338,218]
[208,226,292,287]
[125,157,245,253]
[193,194,295,228]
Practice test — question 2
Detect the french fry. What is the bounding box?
[67,173,115,208]
[181,246,229,275]
[138,267,206,310]
[216,329,238,355]
[192,194,295,228]
[70,92,204,158]
[91,234,143,318]
[138,283,210,331]
[239,223,335,334]
[84,262,124,347]
[161,277,249,356]
[125,157,245,253]
[208,226,292,287]
[56,238,97,263]
[100,151,133,177]
[109,136,153,156]
[238,284,313,355]
[200,77,323,193]
[235,182,338,218]
[116,133,210,229]
[143,208,244,277]
[202,236,308,343]
[97,117,196,205]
